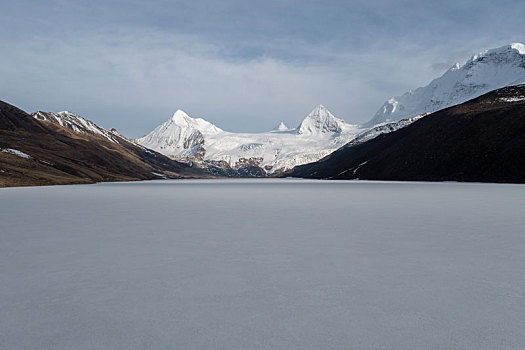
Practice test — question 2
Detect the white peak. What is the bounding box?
[511,43,525,54]
[171,109,193,123]
[472,43,525,61]
[306,104,331,119]
[168,109,222,133]
[297,105,343,135]
[273,121,289,131]
[58,110,77,117]
[173,109,189,116]
[310,104,328,115]
[366,43,525,126]
[136,110,223,159]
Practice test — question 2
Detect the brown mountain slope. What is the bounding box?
[289,85,525,183]
[0,100,206,187]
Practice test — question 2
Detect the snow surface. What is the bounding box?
[2,179,525,349]
[1,148,33,159]
[499,96,525,102]
[272,121,290,132]
[33,111,124,144]
[368,43,525,125]
[137,106,366,173]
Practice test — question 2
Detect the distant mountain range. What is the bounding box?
[136,105,366,175]
[2,43,525,186]
[136,43,525,176]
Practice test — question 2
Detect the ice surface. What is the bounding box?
[1,179,525,349]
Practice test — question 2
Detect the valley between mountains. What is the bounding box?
[1,43,525,187]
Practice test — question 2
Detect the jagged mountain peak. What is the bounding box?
[272,121,289,131]
[167,109,223,134]
[366,43,525,126]
[478,42,525,57]
[464,43,525,67]
[297,104,343,135]
[171,109,192,122]
[57,110,78,116]
[136,109,223,160]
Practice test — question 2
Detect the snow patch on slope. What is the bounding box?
[2,148,33,159]
[499,96,525,102]
[350,114,427,146]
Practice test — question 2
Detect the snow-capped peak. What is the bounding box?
[297,105,344,135]
[33,110,122,143]
[136,104,366,173]
[168,109,222,135]
[366,43,525,126]
[171,109,193,124]
[272,121,289,131]
[135,109,222,160]
[511,43,525,54]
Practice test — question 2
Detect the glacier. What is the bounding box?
[137,105,367,173]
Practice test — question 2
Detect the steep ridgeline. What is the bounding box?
[0,101,205,187]
[289,84,525,183]
[33,111,125,143]
[367,43,525,126]
[137,105,367,175]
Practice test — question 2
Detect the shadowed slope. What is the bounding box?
[289,85,525,183]
[0,100,206,187]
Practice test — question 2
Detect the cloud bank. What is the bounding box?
[0,0,523,136]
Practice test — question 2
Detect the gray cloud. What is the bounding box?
[0,0,524,137]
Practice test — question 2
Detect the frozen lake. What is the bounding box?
[1,179,525,349]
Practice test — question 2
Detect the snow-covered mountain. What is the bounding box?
[137,105,366,173]
[272,121,290,132]
[139,44,525,174]
[33,111,125,144]
[30,43,525,177]
[136,109,222,160]
[367,43,525,125]
[350,114,427,147]
[297,105,344,135]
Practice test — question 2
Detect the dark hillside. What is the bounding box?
[289,85,525,183]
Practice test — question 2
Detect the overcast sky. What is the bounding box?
[1,0,523,136]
